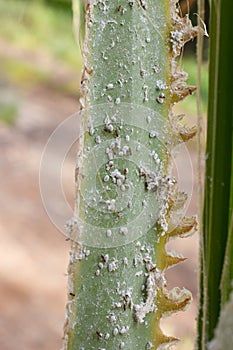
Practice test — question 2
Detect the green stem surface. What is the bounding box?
[63,1,195,349]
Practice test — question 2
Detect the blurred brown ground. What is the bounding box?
[0,84,78,350]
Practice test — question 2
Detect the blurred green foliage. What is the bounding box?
[0,0,80,68]
[0,0,81,92]
[0,0,208,116]
[0,101,18,125]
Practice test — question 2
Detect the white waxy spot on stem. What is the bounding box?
[106,229,112,237]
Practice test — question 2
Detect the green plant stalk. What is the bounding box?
[63,1,197,349]
[198,0,233,347]
[220,143,233,306]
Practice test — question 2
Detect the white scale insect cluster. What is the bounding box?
[105,137,132,160]
[130,242,166,324]
[134,266,166,323]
